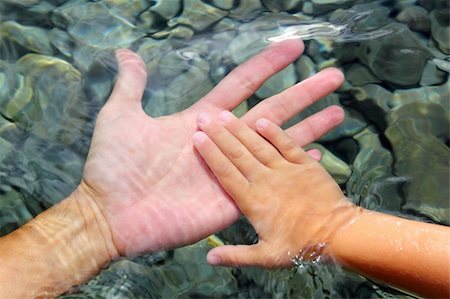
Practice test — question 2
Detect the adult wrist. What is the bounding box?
[0,183,119,297]
[70,180,121,265]
[35,185,120,288]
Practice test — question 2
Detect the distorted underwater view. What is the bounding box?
[0,0,449,298]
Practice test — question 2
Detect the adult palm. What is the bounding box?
[81,40,345,256]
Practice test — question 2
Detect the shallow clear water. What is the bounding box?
[0,0,449,298]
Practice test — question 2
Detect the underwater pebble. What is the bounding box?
[430,9,450,54]
[149,0,181,19]
[229,0,264,20]
[357,23,432,87]
[227,31,266,64]
[282,0,304,11]
[1,0,40,6]
[391,80,450,114]
[432,58,450,73]
[163,59,214,115]
[168,0,228,32]
[346,127,403,211]
[345,63,381,86]
[137,10,165,34]
[49,28,74,58]
[346,84,392,129]
[295,54,316,82]
[310,0,358,15]
[211,0,234,10]
[256,63,297,99]
[386,102,450,224]
[103,0,150,21]
[0,21,53,55]
[420,60,447,86]
[396,5,430,33]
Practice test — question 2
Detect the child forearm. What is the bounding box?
[330,210,450,298]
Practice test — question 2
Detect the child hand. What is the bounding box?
[193,110,359,268]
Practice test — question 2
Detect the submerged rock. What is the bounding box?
[168,0,228,32]
[345,83,392,130]
[346,127,404,211]
[0,189,33,236]
[67,12,145,49]
[229,0,264,20]
[211,0,234,10]
[391,80,450,112]
[345,63,381,86]
[0,21,53,55]
[60,240,237,298]
[310,0,358,15]
[103,0,150,21]
[256,63,297,99]
[329,2,391,32]
[49,28,74,58]
[227,31,266,64]
[420,60,447,86]
[385,102,450,224]
[295,54,316,82]
[53,1,145,50]
[14,54,88,145]
[396,5,430,33]
[0,0,40,7]
[148,0,181,19]
[357,23,432,87]
[430,9,450,54]
[137,10,166,34]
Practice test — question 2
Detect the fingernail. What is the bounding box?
[308,149,322,161]
[255,118,269,130]
[207,254,222,266]
[197,112,210,126]
[219,110,233,124]
[193,132,206,145]
[115,48,131,60]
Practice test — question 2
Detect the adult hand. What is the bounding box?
[193,111,358,268]
[81,40,345,256]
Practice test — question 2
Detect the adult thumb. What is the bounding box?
[106,49,148,110]
[207,244,263,267]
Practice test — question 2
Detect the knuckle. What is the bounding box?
[217,164,234,179]
[248,143,266,156]
[281,138,297,152]
[228,148,245,160]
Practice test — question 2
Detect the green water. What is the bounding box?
[0,0,449,298]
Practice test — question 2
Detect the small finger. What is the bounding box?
[207,244,264,268]
[197,113,265,178]
[193,132,248,199]
[218,111,284,167]
[307,149,322,161]
[256,118,311,164]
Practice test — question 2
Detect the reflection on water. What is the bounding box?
[0,0,449,298]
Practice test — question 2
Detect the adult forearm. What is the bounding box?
[330,210,450,298]
[0,185,118,298]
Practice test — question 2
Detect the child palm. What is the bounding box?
[194,111,358,268]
